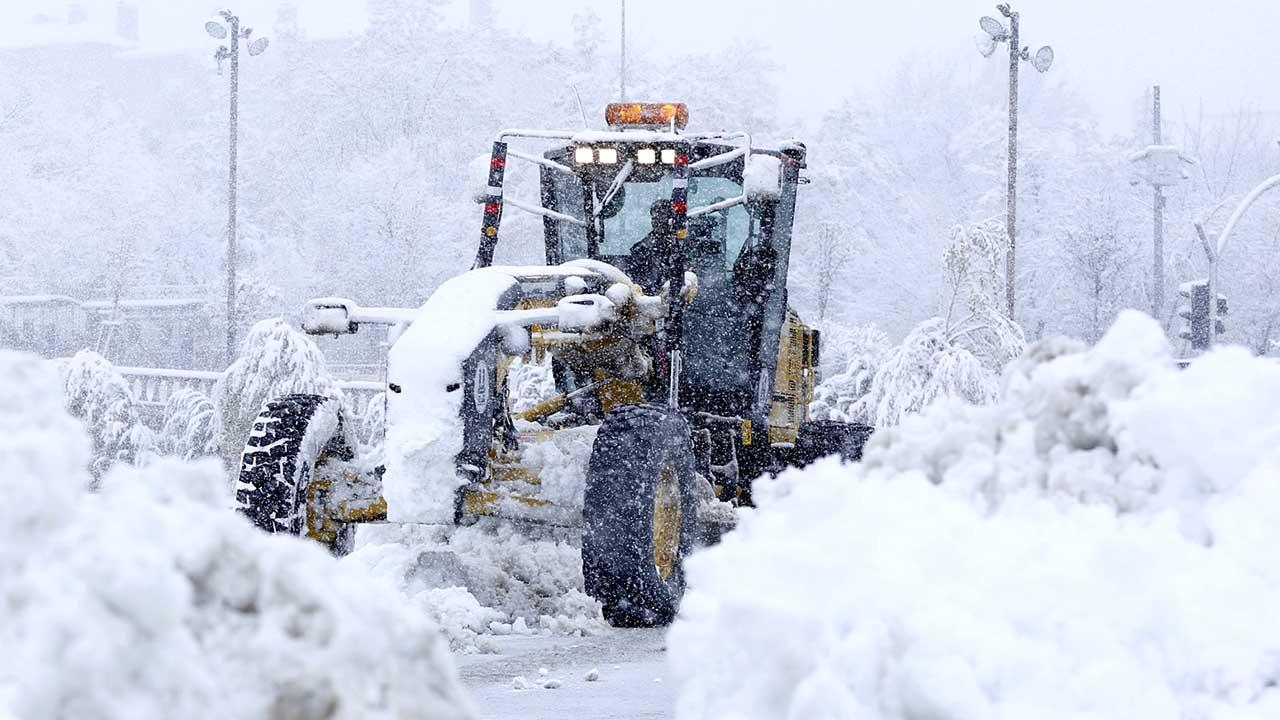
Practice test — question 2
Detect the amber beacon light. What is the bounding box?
[605,102,689,130]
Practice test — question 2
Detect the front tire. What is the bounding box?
[235,394,354,554]
[582,405,700,628]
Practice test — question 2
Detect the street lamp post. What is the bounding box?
[1194,172,1280,347]
[975,4,1054,320]
[206,11,269,364]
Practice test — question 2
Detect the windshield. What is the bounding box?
[557,172,751,271]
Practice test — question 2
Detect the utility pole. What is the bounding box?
[1004,6,1019,320]
[619,0,627,101]
[1129,87,1193,325]
[1151,86,1165,318]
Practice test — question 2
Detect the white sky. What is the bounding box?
[13,0,1280,136]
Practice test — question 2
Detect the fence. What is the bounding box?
[117,366,384,426]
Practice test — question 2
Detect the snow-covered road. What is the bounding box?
[458,628,674,719]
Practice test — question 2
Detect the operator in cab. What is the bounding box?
[626,199,674,294]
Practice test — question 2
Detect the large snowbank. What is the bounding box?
[0,351,475,720]
[671,312,1280,719]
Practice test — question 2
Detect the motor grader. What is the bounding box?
[235,102,872,627]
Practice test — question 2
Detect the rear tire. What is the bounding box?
[235,394,354,554]
[582,405,700,628]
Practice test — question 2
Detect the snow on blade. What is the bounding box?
[384,268,519,523]
[349,521,606,652]
[670,312,1280,719]
[383,263,597,523]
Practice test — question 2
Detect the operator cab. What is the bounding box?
[474,102,805,420]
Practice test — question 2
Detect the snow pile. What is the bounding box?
[516,425,599,510]
[214,317,339,464]
[671,312,1280,719]
[57,349,156,481]
[350,521,605,653]
[0,351,475,720]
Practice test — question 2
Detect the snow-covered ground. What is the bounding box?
[458,629,673,720]
[669,312,1280,719]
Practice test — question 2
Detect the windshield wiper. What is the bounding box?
[594,159,634,217]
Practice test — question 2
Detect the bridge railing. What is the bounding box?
[116,366,385,427]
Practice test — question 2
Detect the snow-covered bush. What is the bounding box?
[671,312,1280,719]
[354,391,387,450]
[0,350,475,720]
[58,349,155,481]
[849,317,1002,425]
[808,324,887,423]
[158,388,218,460]
[844,221,1025,426]
[214,317,339,463]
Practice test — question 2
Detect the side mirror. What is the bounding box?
[302,297,358,335]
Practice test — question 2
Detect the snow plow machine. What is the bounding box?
[236,102,872,627]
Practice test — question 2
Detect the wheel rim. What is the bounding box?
[653,465,681,581]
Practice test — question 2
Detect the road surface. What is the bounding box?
[457,628,674,719]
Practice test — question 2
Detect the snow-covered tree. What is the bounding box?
[850,223,1026,427]
[809,324,888,423]
[213,318,338,463]
[571,9,604,68]
[159,389,217,461]
[940,219,1026,370]
[58,350,155,482]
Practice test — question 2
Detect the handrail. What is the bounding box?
[494,128,578,142]
[507,148,576,176]
[688,146,748,171]
[115,366,384,393]
[114,366,224,381]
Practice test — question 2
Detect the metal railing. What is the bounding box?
[116,366,384,425]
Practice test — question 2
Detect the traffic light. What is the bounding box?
[1177,279,1227,350]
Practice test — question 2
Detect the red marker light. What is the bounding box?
[484,202,500,215]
